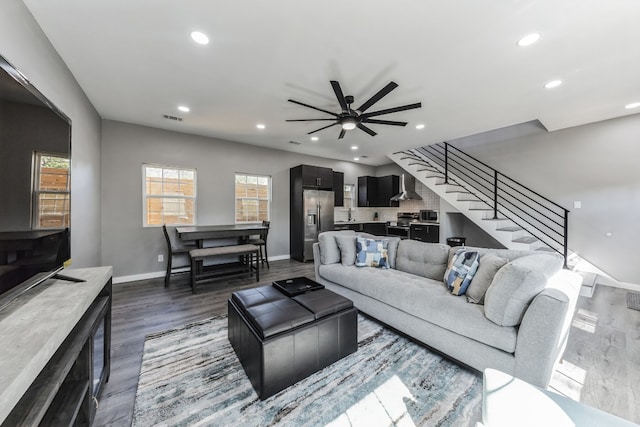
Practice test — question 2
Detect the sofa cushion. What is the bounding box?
[484,254,564,326]
[448,246,541,266]
[396,240,450,280]
[384,236,401,269]
[466,253,509,304]
[335,234,357,266]
[318,231,355,265]
[355,237,390,268]
[318,263,517,353]
[444,249,480,295]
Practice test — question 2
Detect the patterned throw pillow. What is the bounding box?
[444,249,480,295]
[355,237,390,268]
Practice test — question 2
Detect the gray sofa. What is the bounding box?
[312,231,582,388]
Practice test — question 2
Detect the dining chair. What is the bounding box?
[162,224,196,287]
[248,220,270,269]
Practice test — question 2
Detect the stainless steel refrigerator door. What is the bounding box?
[303,189,319,261]
[317,190,335,233]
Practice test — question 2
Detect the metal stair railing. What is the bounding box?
[395,143,570,266]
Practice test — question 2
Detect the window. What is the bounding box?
[143,164,196,226]
[344,184,355,209]
[235,173,270,223]
[32,152,70,229]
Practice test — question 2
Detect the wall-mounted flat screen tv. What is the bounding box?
[0,54,72,304]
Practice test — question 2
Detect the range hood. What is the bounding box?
[391,174,422,201]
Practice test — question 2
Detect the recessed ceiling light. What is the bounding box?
[605,232,613,237]
[351,145,358,150]
[190,31,209,45]
[353,157,360,161]
[415,124,425,130]
[517,33,541,47]
[544,80,562,89]
[310,136,319,141]
[625,102,640,109]
[256,123,265,130]
[178,105,190,113]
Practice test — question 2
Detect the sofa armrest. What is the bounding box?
[313,243,322,282]
[513,269,581,388]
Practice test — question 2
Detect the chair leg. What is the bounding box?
[190,256,197,294]
[255,251,260,282]
[165,255,172,287]
[263,243,269,269]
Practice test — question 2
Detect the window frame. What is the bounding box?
[32,151,71,230]
[234,172,271,224]
[142,163,197,227]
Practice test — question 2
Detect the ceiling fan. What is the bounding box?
[286,81,421,139]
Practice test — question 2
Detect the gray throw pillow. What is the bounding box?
[466,253,508,304]
[484,254,563,326]
[318,231,355,264]
[335,234,357,266]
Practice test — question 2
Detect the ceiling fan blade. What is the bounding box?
[308,122,339,135]
[338,129,346,139]
[360,102,422,118]
[356,81,398,113]
[285,118,337,122]
[357,123,377,137]
[361,118,408,126]
[330,81,349,112]
[288,99,339,117]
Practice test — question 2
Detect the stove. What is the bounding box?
[386,212,419,239]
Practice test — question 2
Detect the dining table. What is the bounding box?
[175,224,268,248]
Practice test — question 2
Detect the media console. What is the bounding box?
[0,266,112,426]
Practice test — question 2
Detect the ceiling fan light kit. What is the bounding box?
[286,80,422,139]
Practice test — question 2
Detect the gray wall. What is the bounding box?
[447,116,640,283]
[100,120,374,279]
[0,0,103,267]
[0,101,69,230]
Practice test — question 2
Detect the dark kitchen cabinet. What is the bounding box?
[357,175,399,207]
[358,176,378,207]
[363,222,387,236]
[295,164,333,189]
[410,224,440,243]
[377,175,400,207]
[333,171,344,207]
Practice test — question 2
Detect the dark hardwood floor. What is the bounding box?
[93,260,640,426]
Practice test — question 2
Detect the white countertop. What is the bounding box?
[0,266,112,424]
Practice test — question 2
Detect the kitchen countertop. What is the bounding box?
[334,220,388,224]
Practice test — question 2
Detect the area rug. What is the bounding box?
[132,315,482,426]
[627,291,640,311]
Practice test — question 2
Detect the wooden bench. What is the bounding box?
[189,244,260,293]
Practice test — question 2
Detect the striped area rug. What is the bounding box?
[132,315,482,426]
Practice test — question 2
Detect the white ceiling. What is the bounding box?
[23,0,640,166]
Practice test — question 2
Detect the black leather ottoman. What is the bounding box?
[228,284,357,399]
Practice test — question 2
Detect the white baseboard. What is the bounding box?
[113,255,291,284]
[112,270,167,284]
[605,280,640,293]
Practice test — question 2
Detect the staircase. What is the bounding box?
[389,143,569,265]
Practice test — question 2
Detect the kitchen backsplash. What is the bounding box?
[334,180,440,222]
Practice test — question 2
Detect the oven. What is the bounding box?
[385,224,411,239]
[386,212,420,239]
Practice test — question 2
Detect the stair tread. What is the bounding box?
[512,236,539,244]
[497,226,524,232]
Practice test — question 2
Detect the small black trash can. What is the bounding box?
[446,237,466,247]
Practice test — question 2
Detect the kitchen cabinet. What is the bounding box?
[294,164,333,189]
[357,175,399,207]
[334,223,363,232]
[358,176,377,207]
[410,224,440,243]
[363,222,387,235]
[333,171,344,207]
[377,175,400,207]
